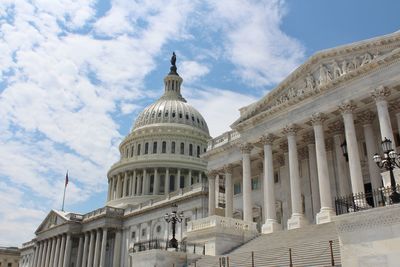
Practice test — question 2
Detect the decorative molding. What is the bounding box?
[205,170,218,178]
[276,155,285,166]
[310,112,327,126]
[325,138,334,151]
[357,110,376,124]
[371,85,391,101]
[328,121,345,135]
[302,132,315,144]
[282,124,300,136]
[279,142,288,153]
[223,164,234,174]
[259,134,277,145]
[298,147,309,160]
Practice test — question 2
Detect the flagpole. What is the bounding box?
[61,170,68,211]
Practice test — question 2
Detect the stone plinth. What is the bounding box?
[186,215,258,256]
[129,250,198,267]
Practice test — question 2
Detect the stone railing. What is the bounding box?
[21,241,35,249]
[207,130,241,151]
[67,213,84,221]
[187,215,258,233]
[125,182,208,215]
[83,206,124,221]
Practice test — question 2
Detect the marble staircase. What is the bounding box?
[190,222,341,267]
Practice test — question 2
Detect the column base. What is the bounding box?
[261,219,282,234]
[287,213,308,230]
[316,208,336,224]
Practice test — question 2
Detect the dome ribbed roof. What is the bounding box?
[132,60,209,134]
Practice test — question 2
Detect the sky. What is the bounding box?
[0,0,399,246]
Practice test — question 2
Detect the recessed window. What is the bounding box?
[251,177,260,190]
[131,146,134,157]
[141,228,146,237]
[185,114,189,120]
[131,231,136,239]
[197,118,200,123]
[179,113,182,119]
[158,111,162,117]
[137,144,141,155]
[126,148,129,158]
[171,142,175,154]
[172,111,176,118]
[191,116,195,121]
[197,146,200,157]
[180,142,185,154]
[144,143,149,154]
[189,144,193,156]
[156,225,162,233]
[153,142,157,154]
[274,171,279,183]
[165,111,169,117]
[162,141,166,153]
[234,183,241,195]
[151,112,155,118]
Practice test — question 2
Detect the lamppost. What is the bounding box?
[164,204,184,249]
[340,140,349,162]
[373,137,400,203]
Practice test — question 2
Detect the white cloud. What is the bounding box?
[179,60,210,83]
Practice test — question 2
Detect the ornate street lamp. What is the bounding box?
[373,137,400,203]
[164,204,184,249]
[341,140,349,162]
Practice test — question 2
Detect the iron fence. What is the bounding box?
[129,238,205,255]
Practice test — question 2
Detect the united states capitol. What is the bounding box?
[18,30,400,267]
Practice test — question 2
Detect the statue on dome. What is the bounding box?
[171,52,176,66]
[169,52,178,75]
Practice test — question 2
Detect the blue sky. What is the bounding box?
[0,0,399,246]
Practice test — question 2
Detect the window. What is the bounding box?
[251,177,260,190]
[144,142,149,154]
[189,144,193,156]
[165,111,168,117]
[234,183,241,195]
[274,171,279,183]
[179,113,182,119]
[172,111,176,118]
[141,228,147,237]
[153,141,157,154]
[162,141,167,153]
[180,175,184,188]
[156,225,162,233]
[126,148,129,158]
[137,144,141,155]
[185,114,189,120]
[131,146,134,157]
[191,116,195,121]
[131,231,136,239]
[197,146,200,157]
[170,175,175,191]
[158,111,162,117]
[180,142,185,154]
[171,141,175,154]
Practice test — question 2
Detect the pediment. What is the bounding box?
[35,210,68,234]
[233,31,400,129]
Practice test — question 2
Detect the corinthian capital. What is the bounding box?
[338,101,357,114]
[239,143,253,154]
[310,112,326,126]
[223,164,234,174]
[282,124,299,136]
[205,170,218,178]
[371,86,391,102]
[259,134,277,145]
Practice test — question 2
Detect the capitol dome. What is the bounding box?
[106,53,210,208]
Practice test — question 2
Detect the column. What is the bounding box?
[32,244,39,267]
[44,239,51,267]
[128,172,132,196]
[188,170,192,186]
[207,171,216,216]
[177,169,181,190]
[99,228,108,267]
[87,231,95,267]
[49,237,56,267]
[303,133,321,219]
[372,86,396,146]
[224,165,233,218]
[40,240,47,267]
[240,143,253,222]
[58,235,66,267]
[93,229,101,267]
[284,125,308,229]
[131,170,137,196]
[358,111,382,190]
[142,169,147,195]
[107,178,112,201]
[53,236,61,267]
[76,235,84,267]
[260,134,282,233]
[113,230,122,267]
[116,174,122,199]
[35,242,43,267]
[122,172,128,197]
[339,102,365,195]
[81,232,89,267]
[137,171,142,195]
[154,168,160,195]
[329,122,351,196]
[311,113,335,224]
[165,168,170,195]
[63,234,72,267]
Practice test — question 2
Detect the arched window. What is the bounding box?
[145,142,149,154]
[162,141,167,153]
[172,111,176,118]
[180,142,185,155]
[165,111,168,117]
[126,148,129,158]
[197,145,200,157]
[179,113,183,119]
[131,146,134,157]
[137,144,141,155]
[189,144,193,156]
[185,114,189,120]
[171,142,175,154]
[153,142,157,154]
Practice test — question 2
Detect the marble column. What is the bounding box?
[99,228,108,267]
[41,240,48,267]
[137,171,142,195]
[260,134,282,233]
[44,238,51,267]
[339,102,365,195]
[32,244,39,267]
[240,143,254,222]
[116,174,122,199]
[63,234,72,267]
[87,231,95,267]
[358,111,382,190]
[372,86,396,146]
[311,113,335,224]
[58,235,66,267]
[132,170,137,196]
[284,124,308,229]
[154,168,160,195]
[142,169,147,195]
[224,165,234,218]
[177,169,181,190]
[53,236,61,267]
[81,232,89,267]
[76,235,84,267]
[122,171,128,197]
[304,133,321,218]
[93,229,101,267]
[49,237,56,267]
[207,171,216,216]
[107,179,112,201]
[113,230,122,267]
[36,242,43,267]
[165,168,170,195]
[188,170,192,186]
